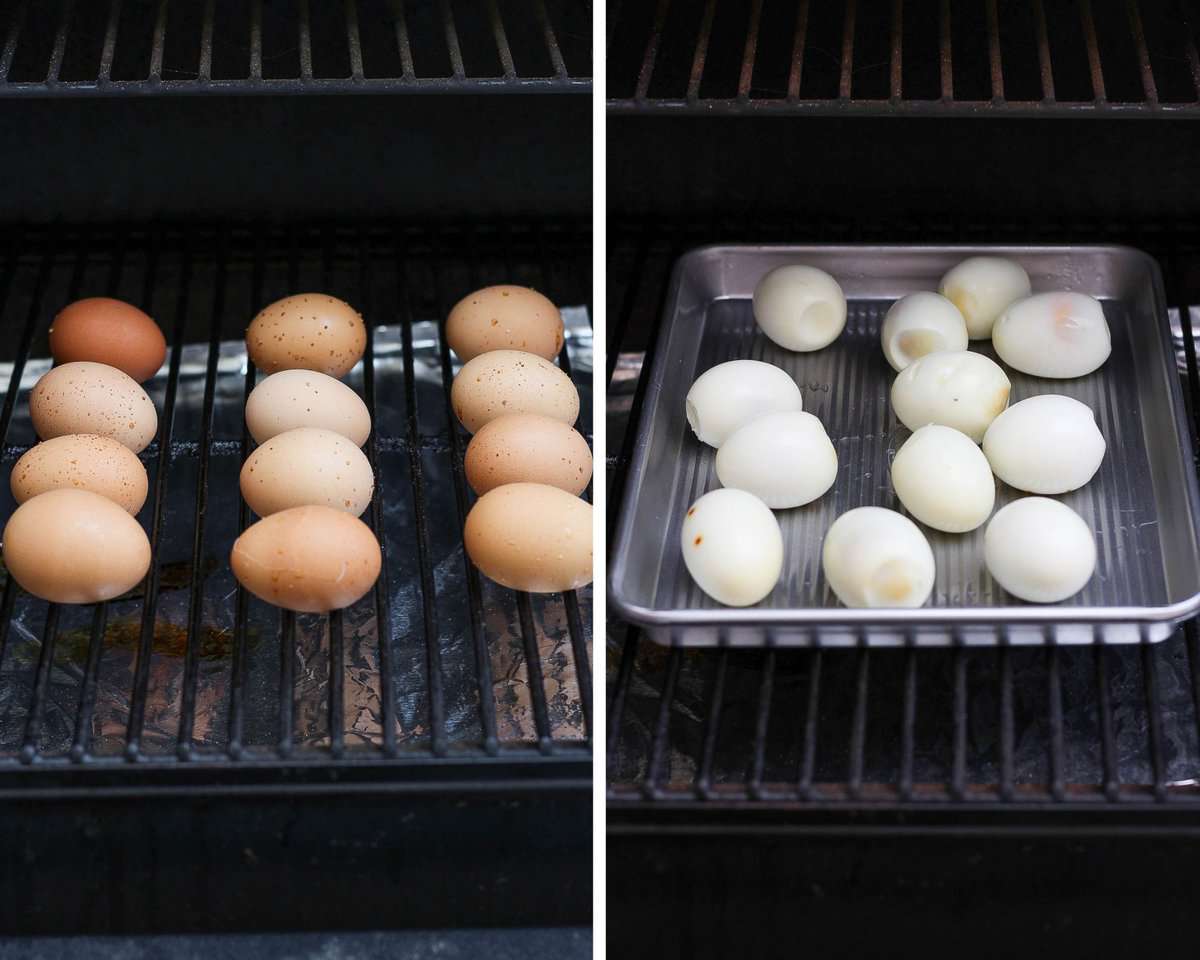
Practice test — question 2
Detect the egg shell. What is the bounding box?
[985,497,1096,603]
[685,359,804,448]
[891,424,996,533]
[246,293,366,378]
[465,413,592,496]
[880,292,969,372]
[451,350,579,434]
[939,256,1032,339]
[890,350,1011,443]
[822,507,935,609]
[30,361,158,453]
[446,285,564,363]
[241,427,374,517]
[3,489,151,603]
[231,505,381,613]
[680,488,783,607]
[983,395,1106,494]
[12,434,148,514]
[992,292,1112,379]
[49,297,167,383]
[753,264,847,352]
[715,411,838,509]
[463,483,593,592]
[245,369,371,446]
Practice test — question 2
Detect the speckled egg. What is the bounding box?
[49,297,167,382]
[464,413,592,496]
[446,285,564,363]
[11,434,148,514]
[245,369,371,446]
[29,361,158,453]
[451,349,579,434]
[246,293,366,378]
[240,427,374,517]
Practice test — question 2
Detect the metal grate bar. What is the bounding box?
[1190,625,1200,756]
[889,0,902,101]
[249,0,263,81]
[938,0,952,100]
[797,649,822,798]
[0,0,28,83]
[1093,640,1119,797]
[986,0,1003,101]
[739,0,764,100]
[394,0,415,80]
[518,594,554,751]
[898,642,917,798]
[278,610,295,756]
[198,0,213,81]
[1080,0,1107,102]
[20,606,60,762]
[998,641,1015,800]
[328,609,345,756]
[786,0,809,100]
[686,0,716,101]
[695,646,728,796]
[46,0,73,83]
[606,229,647,384]
[1183,0,1200,98]
[1033,0,1055,101]
[346,0,365,80]
[69,603,109,762]
[838,0,855,100]
[298,0,313,80]
[645,645,682,796]
[149,0,167,81]
[635,0,671,100]
[606,628,637,778]
[442,0,466,80]
[1141,632,1167,799]
[1127,0,1158,104]
[97,0,120,82]
[747,648,775,796]
[487,0,516,79]
[534,0,568,80]
[950,644,967,798]
[847,646,869,797]
[1046,643,1066,800]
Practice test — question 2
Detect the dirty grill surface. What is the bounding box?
[607,218,1200,810]
[0,219,592,794]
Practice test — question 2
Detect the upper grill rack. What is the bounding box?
[0,0,591,95]
[607,0,1200,115]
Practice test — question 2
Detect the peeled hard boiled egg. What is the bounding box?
[891,424,995,533]
[822,507,935,608]
[49,297,167,383]
[685,359,803,448]
[985,497,1096,603]
[680,488,782,606]
[880,292,968,372]
[992,292,1111,379]
[451,350,579,434]
[753,265,847,352]
[446,285,564,363]
[29,361,158,453]
[983,395,1105,494]
[939,256,1031,339]
[246,293,367,378]
[890,350,1011,443]
[245,369,371,446]
[715,411,837,509]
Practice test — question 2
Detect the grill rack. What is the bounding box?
[606,218,1200,811]
[608,0,1200,116]
[0,0,591,95]
[0,219,591,795]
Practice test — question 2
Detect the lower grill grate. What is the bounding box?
[0,219,592,792]
[607,218,1200,808]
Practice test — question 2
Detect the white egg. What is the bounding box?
[752,265,847,352]
[983,395,1106,494]
[891,424,995,533]
[992,292,1111,379]
[685,359,803,448]
[880,292,968,372]
[716,411,838,509]
[939,256,1031,339]
[985,497,1096,603]
[681,488,783,607]
[822,507,935,608]
[890,350,1011,443]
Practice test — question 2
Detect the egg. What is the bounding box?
[983,395,1105,494]
[891,424,995,533]
[49,297,167,382]
[821,507,935,608]
[240,427,373,517]
[685,359,804,448]
[985,497,1096,602]
[464,413,592,496]
[246,293,367,378]
[753,264,847,352]
[464,482,593,592]
[880,292,969,372]
[231,505,381,613]
[11,434,148,514]
[446,285,564,363]
[680,488,782,607]
[30,361,157,453]
[938,256,1031,339]
[992,292,1111,378]
[890,350,1011,443]
[244,369,371,446]
[451,350,579,434]
[715,411,837,508]
[2,489,151,603]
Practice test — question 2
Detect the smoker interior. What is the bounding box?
[608,1,1200,954]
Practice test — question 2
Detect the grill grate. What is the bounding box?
[0,0,590,95]
[606,218,1200,810]
[0,219,591,793]
[607,0,1200,115]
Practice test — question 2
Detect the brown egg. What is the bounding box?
[12,434,148,514]
[450,350,579,434]
[240,427,374,518]
[463,483,593,593]
[231,505,381,613]
[465,413,592,496]
[3,488,151,603]
[49,297,167,382]
[446,285,564,363]
[30,361,158,453]
[244,369,371,446]
[246,293,366,378]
